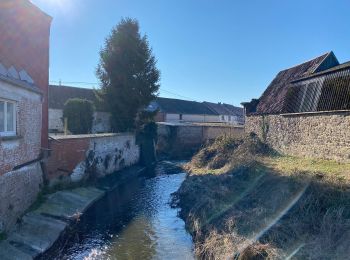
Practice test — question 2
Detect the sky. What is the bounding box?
[31,0,350,107]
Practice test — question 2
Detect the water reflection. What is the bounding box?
[44,164,194,260]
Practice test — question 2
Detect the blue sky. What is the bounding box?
[32,0,350,106]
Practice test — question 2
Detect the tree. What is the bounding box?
[63,98,95,135]
[96,18,160,132]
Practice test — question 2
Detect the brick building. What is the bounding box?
[0,0,52,148]
[0,0,52,232]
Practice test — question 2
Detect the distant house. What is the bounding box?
[49,85,111,134]
[203,102,244,125]
[147,97,244,125]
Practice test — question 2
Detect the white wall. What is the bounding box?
[165,113,221,123]
[48,108,63,132]
[92,112,111,133]
[219,115,241,125]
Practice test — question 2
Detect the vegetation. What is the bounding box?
[63,98,95,135]
[0,232,6,241]
[175,134,350,259]
[96,18,160,132]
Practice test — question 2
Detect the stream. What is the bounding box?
[43,162,194,260]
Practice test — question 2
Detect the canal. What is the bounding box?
[41,162,194,260]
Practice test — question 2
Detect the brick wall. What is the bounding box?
[245,111,350,162]
[0,81,42,175]
[46,137,90,180]
[0,0,52,148]
[46,133,140,184]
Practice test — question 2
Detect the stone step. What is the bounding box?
[0,241,33,260]
[33,187,105,220]
[7,213,67,258]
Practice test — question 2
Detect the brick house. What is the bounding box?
[242,52,350,161]
[0,0,52,232]
[0,0,52,149]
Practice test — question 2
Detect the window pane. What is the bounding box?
[6,102,14,132]
[0,101,4,132]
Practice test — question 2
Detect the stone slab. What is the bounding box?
[33,187,105,219]
[7,213,67,258]
[0,241,33,260]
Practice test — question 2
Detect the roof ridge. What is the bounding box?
[50,85,96,91]
[279,52,331,72]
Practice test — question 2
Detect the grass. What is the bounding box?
[175,134,350,259]
[261,155,350,181]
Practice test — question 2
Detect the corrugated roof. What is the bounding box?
[292,61,350,83]
[256,52,339,114]
[153,97,217,115]
[49,85,101,110]
[203,102,243,117]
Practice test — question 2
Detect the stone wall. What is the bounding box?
[46,133,140,184]
[0,162,43,232]
[0,80,42,175]
[245,111,350,162]
[157,123,244,158]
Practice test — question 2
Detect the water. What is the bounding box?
[44,163,194,260]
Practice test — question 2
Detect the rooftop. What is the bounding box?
[255,52,340,114]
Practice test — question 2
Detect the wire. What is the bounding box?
[49,80,198,101]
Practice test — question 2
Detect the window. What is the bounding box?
[0,99,16,136]
[228,116,231,121]
[179,114,183,120]
[221,115,225,121]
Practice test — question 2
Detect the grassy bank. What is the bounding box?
[174,134,350,259]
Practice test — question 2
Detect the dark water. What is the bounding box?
[45,163,194,260]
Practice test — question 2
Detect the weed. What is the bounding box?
[175,135,350,259]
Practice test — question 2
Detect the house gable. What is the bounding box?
[256,52,339,114]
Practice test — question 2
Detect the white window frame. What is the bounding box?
[0,98,17,137]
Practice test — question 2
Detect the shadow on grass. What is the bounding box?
[174,160,350,259]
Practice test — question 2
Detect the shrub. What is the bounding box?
[63,98,95,135]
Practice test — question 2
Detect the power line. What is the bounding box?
[49,80,198,101]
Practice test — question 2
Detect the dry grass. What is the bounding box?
[261,155,350,182]
[175,135,350,260]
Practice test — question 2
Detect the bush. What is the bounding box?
[63,98,95,135]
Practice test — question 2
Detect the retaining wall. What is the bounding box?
[0,162,43,232]
[157,123,244,158]
[46,133,140,184]
[245,111,350,162]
